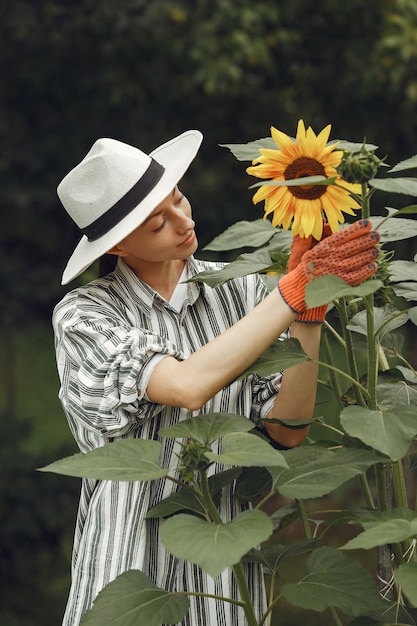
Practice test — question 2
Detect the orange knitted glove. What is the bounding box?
[278,220,380,315]
[287,222,333,323]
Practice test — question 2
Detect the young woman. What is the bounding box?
[53,130,379,625]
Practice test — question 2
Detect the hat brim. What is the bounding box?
[61,129,203,285]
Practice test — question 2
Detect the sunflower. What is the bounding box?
[246,119,362,239]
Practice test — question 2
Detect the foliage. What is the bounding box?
[3,1,417,623]
[3,0,417,327]
[41,136,417,625]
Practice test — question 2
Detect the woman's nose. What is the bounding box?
[175,209,195,232]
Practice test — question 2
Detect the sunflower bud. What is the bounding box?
[179,440,210,481]
[337,146,383,184]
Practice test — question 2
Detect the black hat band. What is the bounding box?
[81,158,165,242]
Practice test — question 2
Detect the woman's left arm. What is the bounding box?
[265,321,321,447]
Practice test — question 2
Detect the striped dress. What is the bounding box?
[53,256,282,626]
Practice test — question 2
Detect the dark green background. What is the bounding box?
[1,1,417,623]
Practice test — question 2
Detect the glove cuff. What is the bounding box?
[296,305,328,324]
[278,264,309,314]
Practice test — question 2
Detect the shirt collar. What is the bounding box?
[114,257,207,317]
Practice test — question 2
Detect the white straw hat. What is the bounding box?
[57,129,203,284]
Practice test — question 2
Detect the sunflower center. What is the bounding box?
[284,156,326,200]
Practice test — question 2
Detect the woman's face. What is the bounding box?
[109,186,198,265]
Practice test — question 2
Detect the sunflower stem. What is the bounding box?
[199,469,259,626]
[334,299,367,407]
[322,329,344,406]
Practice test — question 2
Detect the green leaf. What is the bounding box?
[376,382,417,409]
[281,546,387,616]
[395,563,417,607]
[250,175,335,189]
[235,466,273,502]
[341,513,417,550]
[409,307,417,325]
[340,405,417,461]
[189,248,276,287]
[159,412,253,444]
[338,140,379,152]
[372,215,417,241]
[305,276,383,307]
[389,260,417,283]
[268,446,380,500]
[220,137,276,161]
[38,440,169,481]
[393,282,417,300]
[205,432,288,468]
[389,155,417,173]
[146,489,206,519]
[203,219,276,251]
[369,177,417,195]
[160,510,273,579]
[243,540,316,574]
[239,338,309,379]
[79,570,189,626]
[347,305,409,338]
[147,467,242,519]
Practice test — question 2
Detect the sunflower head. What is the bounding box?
[246,119,361,240]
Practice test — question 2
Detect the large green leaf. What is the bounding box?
[38,440,169,481]
[347,305,409,338]
[161,510,273,579]
[146,488,206,519]
[369,177,417,195]
[268,446,380,499]
[341,405,417,461]
[393,282,417,300]
[281,546,387,616]
[376,382,417,409]
[239,337,310,379]
[205,432,288,468]
[409,307,417,325]
[389,155,417,173]
[305,275,383,307]
[159,412,253,444]
[389,260,417,283]
[220,137,276,161]
[189,248,276,287]
[342,509,417,550]
[371,216,417,241]
[395,563,417,607]
[243,540,316,574]
[250,175,336,189]
[147,467,242,519]
[80,570,189,626]
[203,219,276,251]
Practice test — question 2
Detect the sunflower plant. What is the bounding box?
[40,121,417,626]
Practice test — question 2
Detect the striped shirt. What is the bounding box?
[53,256,282,626]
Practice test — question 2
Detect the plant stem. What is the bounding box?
[297,500,344,626]
[392,460,415,563]
[199,469,259,626]
[297,500,312,538]
[322,329,343,404]
[315,358,370,401]
[334,298,367,407]
[359,473,376,509]
[364,295,378,411]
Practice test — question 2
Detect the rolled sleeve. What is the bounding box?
[55,314,183,436]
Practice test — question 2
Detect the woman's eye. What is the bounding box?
[176,194,185,205]
[153,220,165,232]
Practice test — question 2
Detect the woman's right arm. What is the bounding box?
[146,287,296,410]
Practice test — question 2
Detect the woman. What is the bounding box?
[53,129,379,625]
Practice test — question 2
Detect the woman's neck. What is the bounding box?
[124,258,187,301]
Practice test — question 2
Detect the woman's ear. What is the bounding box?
[106,244,128,257]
